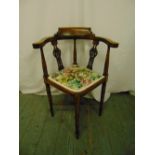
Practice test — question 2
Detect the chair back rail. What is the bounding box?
[32,27,119,79]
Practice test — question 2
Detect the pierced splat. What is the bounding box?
[51,40,64,70]
[87,40,99,70]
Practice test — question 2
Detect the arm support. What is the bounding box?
[32,36,118,49]
[32,36,54,49]
[96,36,119,48]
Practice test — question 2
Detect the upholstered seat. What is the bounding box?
[48,65,105,94]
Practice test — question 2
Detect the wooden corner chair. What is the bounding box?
[32,27,119,139]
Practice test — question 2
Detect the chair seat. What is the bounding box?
[48,65,105,93]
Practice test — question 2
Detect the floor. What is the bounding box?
[19,92,135,155]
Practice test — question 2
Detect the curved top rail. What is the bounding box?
[33,27,119,49]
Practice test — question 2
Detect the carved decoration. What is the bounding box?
[52,40,64,70]
[87,40,99,70]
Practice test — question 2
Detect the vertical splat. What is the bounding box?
[73,39,77,65]
[87,40,99,70]
[51,40,64,71]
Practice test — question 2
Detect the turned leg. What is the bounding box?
[45,83,54,117]
[99,82,106,116]
[74,95,80,139]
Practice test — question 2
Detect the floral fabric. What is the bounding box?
[51,66,102,90]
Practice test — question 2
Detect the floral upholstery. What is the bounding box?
[48,66,103,91]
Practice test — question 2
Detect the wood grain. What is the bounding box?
[20,93,135,155]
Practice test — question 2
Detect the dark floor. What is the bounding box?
[19,92,135,155]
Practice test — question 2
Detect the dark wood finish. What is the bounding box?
[40,47,49,78]
[74,95,80,139]
[32,34,118,49]
[45,83,54,117]
[103,45,111,77]
[87,40,99,70]
[33,36,54,49]
[73,39,77,65]
[39,47,54,116]
[99,45,111,116]
[51,40,64,71]
[96,36,119,48]
[57,27,94,38]
[99,82,106,116]
[32,27,119,139]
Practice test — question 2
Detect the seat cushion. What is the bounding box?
[48,66,104,93]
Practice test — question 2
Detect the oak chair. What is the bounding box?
[32,27,119,139]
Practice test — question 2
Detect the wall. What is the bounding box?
[19,0,135,101]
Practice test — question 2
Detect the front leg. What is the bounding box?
[74,95,80,139]
[45,83,54,117]
[99,82,106,116]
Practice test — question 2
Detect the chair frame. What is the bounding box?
[33,27,119,139]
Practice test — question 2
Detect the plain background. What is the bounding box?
[19,0,135,101]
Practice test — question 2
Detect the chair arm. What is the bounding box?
[32,36,53,49]
[96,36,119,48]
